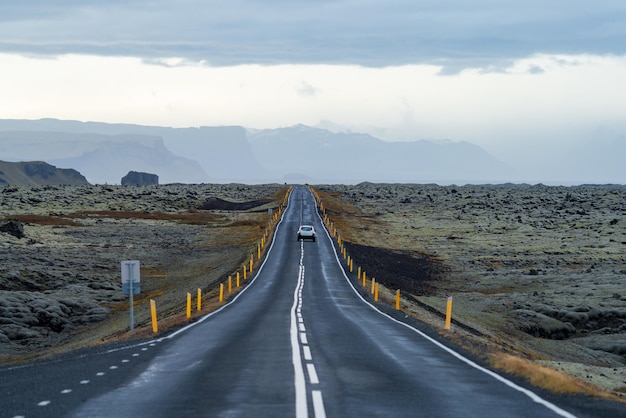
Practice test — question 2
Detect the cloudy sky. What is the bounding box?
[1,1,625,176]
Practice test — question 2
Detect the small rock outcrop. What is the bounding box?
[0,220,25,239]
[121,171,159,186]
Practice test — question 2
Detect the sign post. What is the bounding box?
[121,260,141,332]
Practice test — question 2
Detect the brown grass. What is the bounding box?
[69,210,223,225]
[491,353,608,397]
[1,214,81,226]
[2,210,225,226]
[313,188,367,242]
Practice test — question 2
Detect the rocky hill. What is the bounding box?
[0,161,88,186]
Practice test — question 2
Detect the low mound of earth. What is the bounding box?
[315,183,626,399]
[198,197,272,211]
[0,183,286,362]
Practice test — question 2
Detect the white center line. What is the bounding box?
[294,214,326,418]
[291,263,308,418]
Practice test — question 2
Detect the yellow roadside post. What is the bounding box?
[236,274,240,288]
[371,277,376,295]
[374,283,379,301]
[197,288,202,311]
[228,276,232,293]
[219,283,224,303]
[243,265,247,281]
[249,256,253,274]
[362,271,367,287]
[258,243,261,260]
[445,296,453,330]
[357,266,361,280]
[396,290,401,310]
[186,293,191,318]
[150,299,158,333]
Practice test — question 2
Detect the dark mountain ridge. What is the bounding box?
[0,160,89,186]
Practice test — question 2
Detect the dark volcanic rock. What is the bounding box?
[0,220,25,239]
[121,171,159,186]
[198,197,271,211]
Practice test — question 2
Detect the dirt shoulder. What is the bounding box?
[314,183,626,400]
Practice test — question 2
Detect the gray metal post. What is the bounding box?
[129,262,134,332]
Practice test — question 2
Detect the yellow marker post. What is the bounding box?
[371,277,376,295]
[396,290,401,310]
[250,256,253,274]
[445,296,453,330]
[186,293,191,318]
[150,299,158,333]
[347,255,351,267]
[219,283,224,303]
[236,271,240,285]
[338,235,342,245]
[357,266,361,280]
[197,288,202,311]
[350,258,353,273]
[374,284,379,301]
[258,243,261,260]
[243,265,247,281]
[362,271,367,287]
[228,276,232,293]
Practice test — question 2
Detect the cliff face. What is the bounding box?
[0,161,89,186]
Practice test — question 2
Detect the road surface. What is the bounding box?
[1,186,623,417]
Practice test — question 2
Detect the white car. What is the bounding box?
[297,225,316,242]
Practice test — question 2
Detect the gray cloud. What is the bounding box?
[1,1,625,70]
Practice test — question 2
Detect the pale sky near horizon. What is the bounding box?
[1,1,625,163]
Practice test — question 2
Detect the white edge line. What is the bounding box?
[155,189,293,342]
[312,188,578,418]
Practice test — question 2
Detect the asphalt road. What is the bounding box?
[1,186,624,417]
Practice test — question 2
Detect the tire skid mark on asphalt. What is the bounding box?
[293,239,327,418]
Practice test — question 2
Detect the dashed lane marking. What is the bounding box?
[303,346,312,361]
[306,363,319,385]
[312,390,327,418]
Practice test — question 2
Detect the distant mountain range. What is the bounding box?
[0,118,522,185]
[247,125,514,183]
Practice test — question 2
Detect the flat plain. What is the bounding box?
[1,183,625,401]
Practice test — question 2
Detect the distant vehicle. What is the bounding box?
[297,225,316,242]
